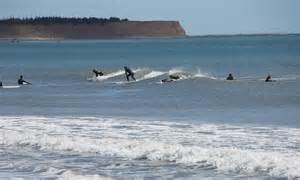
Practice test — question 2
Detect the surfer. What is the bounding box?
[93,69,104,77]
[0,81,2,87]
[265,74,275,82]
[226,73,234,80]
[170,75,180,80]
[124,66,136,81]
[18,75,32,85]
[161,75,180,83]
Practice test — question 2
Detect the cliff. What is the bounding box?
[0,18,186,39]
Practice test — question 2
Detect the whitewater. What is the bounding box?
[1,116,300,179]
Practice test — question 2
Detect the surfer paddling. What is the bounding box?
[124,66,136,81]
[161,75,180,83]
[93,69,104,77]
[18,75,32,85]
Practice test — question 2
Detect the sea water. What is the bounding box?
[0,35,300,179]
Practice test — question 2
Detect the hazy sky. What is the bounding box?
[1,0,299,35]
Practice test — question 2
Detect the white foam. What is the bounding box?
[194,69,217,80]
[143,71,165,79]
[272,75,300,81]
[60,170,114,180]
[168,67,184,75]
[1,116,300,179]
[167,67,216,81]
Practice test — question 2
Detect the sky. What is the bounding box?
[1,0,299,35]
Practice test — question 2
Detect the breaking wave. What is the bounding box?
[87,70,124,81]
[167,67,217,81]
[88,67,217,84]
[114,69,166,84]
[0,116,300,179]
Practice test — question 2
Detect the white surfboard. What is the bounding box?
[2,85,21,89]
[115,80,139,85]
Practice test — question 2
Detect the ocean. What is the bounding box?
[0,35,300,179]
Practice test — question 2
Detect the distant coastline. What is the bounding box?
[190,33,300,38]
[0,17,298,41]
[0,34,298,42]
[0,17,186,40]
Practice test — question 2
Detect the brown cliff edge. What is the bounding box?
[0,18,186,39]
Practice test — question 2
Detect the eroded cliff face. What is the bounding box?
[0,21,186,39]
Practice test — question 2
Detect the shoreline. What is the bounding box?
[0,33,299,42]
[190,33,300,38]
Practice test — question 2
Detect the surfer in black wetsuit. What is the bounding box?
[0,81,2,87]
[18,75,31,85]
[124,66,136,81]
[93,69,104,77]
[265,74,275,82]
[226,73,234,80]
[169,75,180,80]
[161,75,180,83]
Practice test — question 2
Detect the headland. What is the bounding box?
[0,17,186,40]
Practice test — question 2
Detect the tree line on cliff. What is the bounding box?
[0,17,129,25]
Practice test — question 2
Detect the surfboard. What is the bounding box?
[2,85,21,89]
[22,82,31,85]
[115,80,139,85]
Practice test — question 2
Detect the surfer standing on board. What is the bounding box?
[124,66,136,81]
[18,75,32,85]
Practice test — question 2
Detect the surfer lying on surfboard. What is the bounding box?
[161,75,180,83]
[124,66,136,82]
[18,75,32,85]
[93,69,104,77]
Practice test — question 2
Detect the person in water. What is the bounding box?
[161,75,180,83]
[18,75,31,85]
[265,74,275,82]
[93,69,104,77]
[0,81,2,87]
[124,66,136,81]
[226,73,234,80]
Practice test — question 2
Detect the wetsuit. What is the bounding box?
[169,75,180,80]
[124,67,136,81]
[18,77,31,85]
[93,70,104,77]
[265,75,271,82]
[161,75,180,83]
[226,74,234,80]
